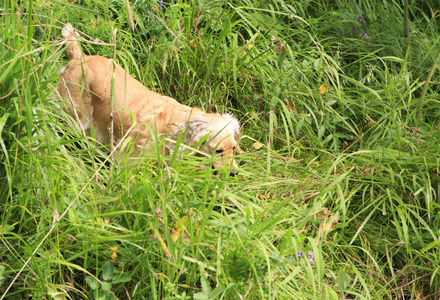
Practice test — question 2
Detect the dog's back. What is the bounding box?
[58,24,181,144]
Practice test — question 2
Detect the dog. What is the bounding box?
[57,24,241,176]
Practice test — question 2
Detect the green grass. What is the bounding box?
[1,0,440,299]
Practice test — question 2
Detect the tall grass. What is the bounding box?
[1,0,440,299]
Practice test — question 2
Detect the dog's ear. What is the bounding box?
[168,115,213,153]
[186,116,214,144]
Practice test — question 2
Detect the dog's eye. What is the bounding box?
[215,149,223,154]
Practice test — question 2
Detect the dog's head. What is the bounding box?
[168,113,241,176]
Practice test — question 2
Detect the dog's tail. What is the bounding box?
[62,23,82,61]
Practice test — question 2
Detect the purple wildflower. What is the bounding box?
[307,252,315,265]
[356,16,365,23]
[159,0,163,10]
[297,251,303,258]
[363,34,368,38]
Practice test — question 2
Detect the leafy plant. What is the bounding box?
[85,261,131,300]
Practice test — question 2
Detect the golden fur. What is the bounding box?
[57,24,240,174]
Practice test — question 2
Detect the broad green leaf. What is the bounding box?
[201,277,210,294]
[193,292,210,300]
[337,269,351,290]
[102,261,115,281]
[326,287,339,300]
[86,276,100,290]
[112,273,132,284]
[97,290,108,300]
[101,281,112,291]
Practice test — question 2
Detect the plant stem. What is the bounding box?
[403,0,410,57]
[403,0,409,38]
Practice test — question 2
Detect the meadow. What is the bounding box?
[1,0,440,299]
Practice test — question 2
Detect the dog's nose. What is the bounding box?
[229,171,238,177]
[213,170,219,176]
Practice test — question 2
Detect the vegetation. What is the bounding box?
[1,0,440,299]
